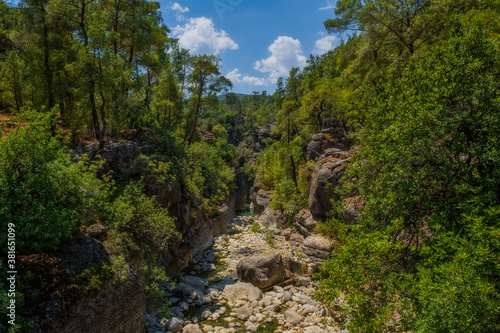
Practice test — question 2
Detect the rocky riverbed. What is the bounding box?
[143,215,347,333]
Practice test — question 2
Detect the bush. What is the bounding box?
[0,110,105,253]
[105,182,180,253]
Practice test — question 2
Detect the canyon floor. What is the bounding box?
[143,215,348,333]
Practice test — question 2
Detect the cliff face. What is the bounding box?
[21,231,146,333]
[162,197,235,273]
[306,119,355,220]
[21,137,237,332]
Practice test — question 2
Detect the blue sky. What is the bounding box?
[158,0,340,94]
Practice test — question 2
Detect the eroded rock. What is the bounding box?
[237,253,285,289]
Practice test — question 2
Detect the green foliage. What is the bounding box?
[105,181,180,253]
[0,110,106,253]
[317,30,500,332]
[137,261,173,309]
[76,261,113,297]
[184,139,236,212]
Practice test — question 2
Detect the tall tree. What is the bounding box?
[187,55,231,144]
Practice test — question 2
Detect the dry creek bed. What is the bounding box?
[143,215,348,333]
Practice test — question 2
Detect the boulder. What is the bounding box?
[302,234,333,259]
[223,282,262,303]
[175,283,197,296]
[283,255,304,273]
[296,276,312,287]
[256,206,282,230]
[250,188,271,214]
[294,210,318,236]
[237,253,285,289]
[167,318,183,333]
[342,196,362,223]
[308,160,345,218]
[304,235,333,252]
[178,275,208,291]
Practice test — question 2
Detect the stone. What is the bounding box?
[282,291,293,302]
[308,161,345,218]
[302,304,316,314]
[201,310,212,320]
[175,283,197,296]
[179,302,189,311]
[235,304,254,320]
[261,296,274,307]
[294,210,318,232]
[304,326,325,333]
[178,276,208,291]
[250,188,272,214]
[283,256,304,273]
[342,196,362,223]
[223,282,262,303]
[312,133,326,141]
[283,310,303,325]
[256,206,282,230]
[296,276,312,287]
[205,252,216,263]
[166,318,183,333]
[304,235,333,252]
[237,253,285,289]
[182,324,202,333]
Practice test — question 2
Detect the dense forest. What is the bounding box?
[1,0,499,332]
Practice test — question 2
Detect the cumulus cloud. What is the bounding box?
[172,17,239,55]
[171,3,189,13]
[254,36,307,83]
[226,68,267,86]
[313,35,337,54]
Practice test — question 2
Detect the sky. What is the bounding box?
[158,0,341,94]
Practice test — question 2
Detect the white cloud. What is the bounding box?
[313,35,337,54]
[171,2,189,13]
[172,17,239,55]
[254,36,307,83]
[319,1,335,10]
[226,68,267,86]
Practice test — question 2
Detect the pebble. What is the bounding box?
[143,215,343,333]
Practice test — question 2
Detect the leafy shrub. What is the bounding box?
[105,182,180,253]
[0,110,106,253]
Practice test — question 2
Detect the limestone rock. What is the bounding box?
[178,275,208,291]
[256,206,282,230]
[250,188,272,214]
[296,276,312,287]
[223,282,262,303]
[304,235,333,252]
[235,304,254,320]
[167,318,183,333]
[308,160,345,218]
[342,196,362,223]
[283,309,303,325]
[182,324,202,333]
[237,253,285,289]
